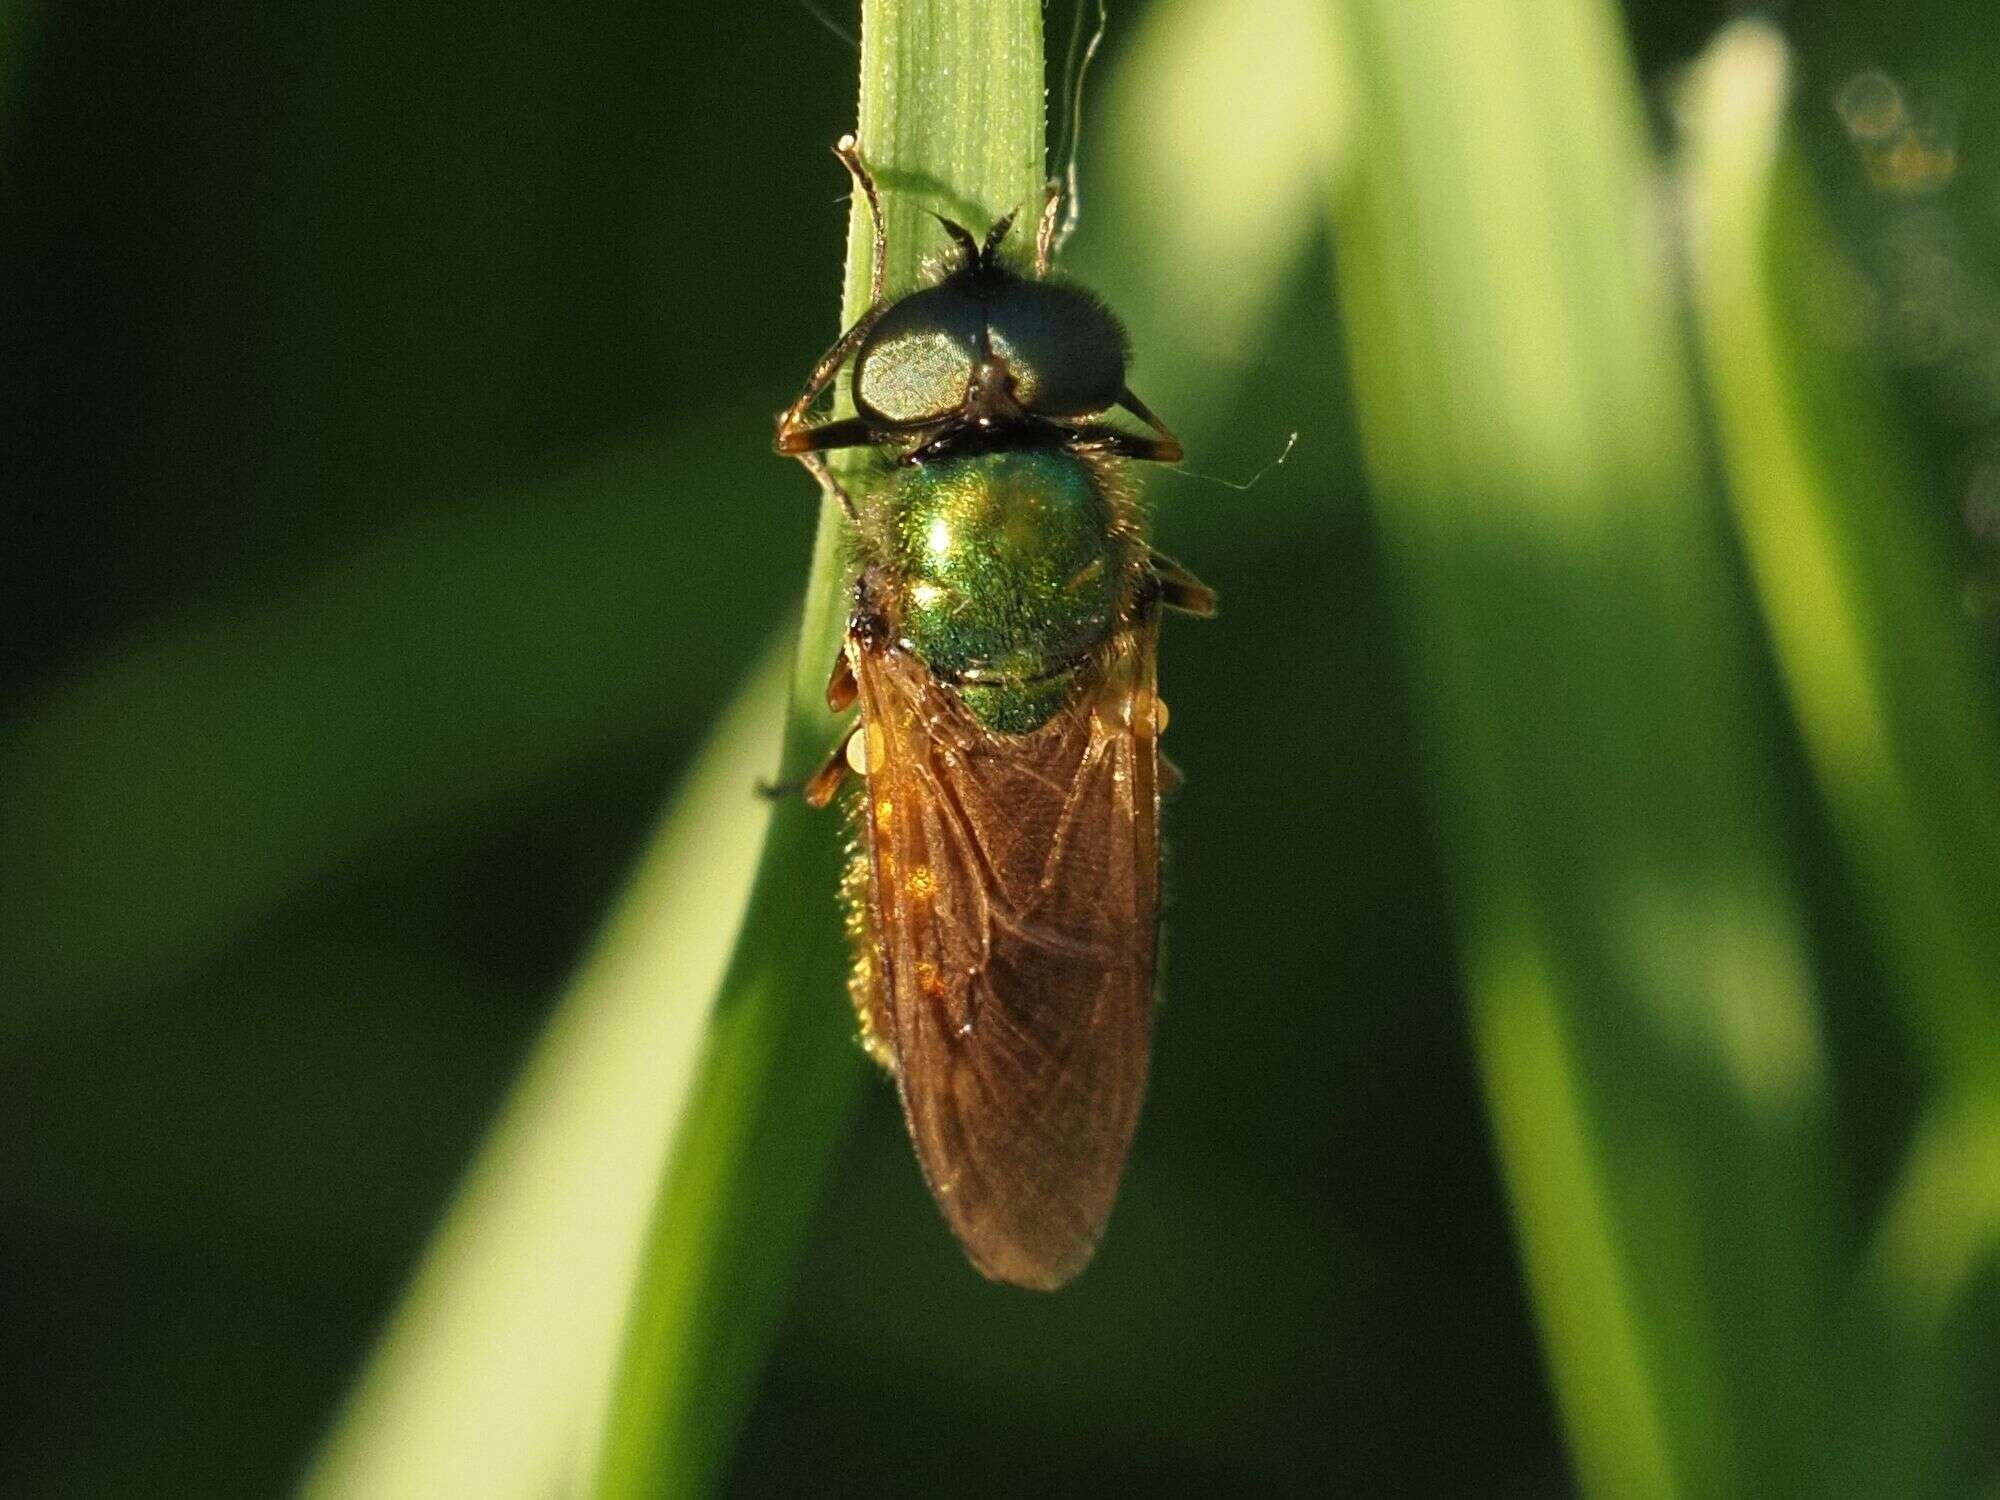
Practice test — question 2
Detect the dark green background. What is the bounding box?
[4,3,1995,1494]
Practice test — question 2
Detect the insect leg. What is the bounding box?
[1033,179,1062,277]
[777,414,878,458]
[775,137,891,458]
[790,447,861,523]
[757,757,837,804]
[1046,0,1107,265]
[1113,386,1184,454]
[1063,422,1183,466]
[832,133,887,306]
[826,645,858,712]
[773,315,884,456]
[803,730,854,808]
[809,714,883,804]
[1148,550,1217,617]
[758,698,863,805]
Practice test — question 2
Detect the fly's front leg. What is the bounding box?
[1112,386,1184,459]
[1063,421,1183,467]
[833,133,887,306]
[774,134,892,459]
[1033,179,1062,277]
[784,447,861,524]
[774,319,883,459]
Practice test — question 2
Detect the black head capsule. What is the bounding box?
[851,225,1130,430]
[775,138,1184,492]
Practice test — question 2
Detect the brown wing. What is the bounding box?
[848,616,1163,1290]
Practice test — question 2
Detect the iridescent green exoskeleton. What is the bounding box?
[775,136,1213,1291]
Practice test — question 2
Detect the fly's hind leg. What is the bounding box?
[755,645,863,805]
[802,730,854,808]
[799,643,869,806]
[756,730,849,805]
[825,645,857,712]
[1149,550,1217,617]
[1140,549,1208,803]
[779,717,868,809]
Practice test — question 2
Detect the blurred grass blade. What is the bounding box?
[1680,22,2000,1106]
[1681,32,2000,1487]
[303,640,786,1500]
[585,4,1047,1496]
[1853,1091,2000,1492]
[1094,0,1349,402]
[1330,4,1838,1495]
[1867,1092,2000,1332]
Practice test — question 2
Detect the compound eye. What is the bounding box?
[854,285,985,425]
[985,281,1128,418]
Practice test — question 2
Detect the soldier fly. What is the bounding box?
[775,135,1212,1290]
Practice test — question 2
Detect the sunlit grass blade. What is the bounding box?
[1329,3,1839,1494]
[1680,21,2000,1106]
[302,640,786,1500]
[585,4,1048,1496]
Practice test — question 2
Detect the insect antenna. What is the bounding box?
[925,211,984,268]
[980,210,1020,261]
[1161,431,1301,493]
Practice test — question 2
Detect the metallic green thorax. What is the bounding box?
[870,449,1127,735]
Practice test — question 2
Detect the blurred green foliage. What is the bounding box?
[1335,9,1839,1493]
[5,1,1999,1496]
